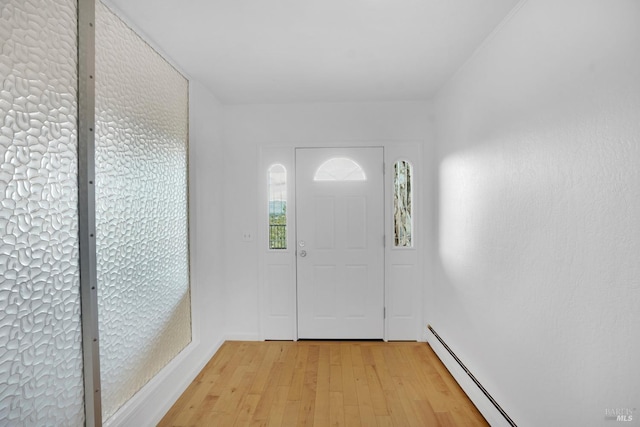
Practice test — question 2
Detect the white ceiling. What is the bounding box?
[105,0,520,104]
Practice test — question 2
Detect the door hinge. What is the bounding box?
[384,307,386,319]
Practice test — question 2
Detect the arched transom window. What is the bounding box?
[314,157,366,181]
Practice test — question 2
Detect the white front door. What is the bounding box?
[296,147,384,339]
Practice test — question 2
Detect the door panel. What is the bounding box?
[296,147,384,339]
[346,196,367,248]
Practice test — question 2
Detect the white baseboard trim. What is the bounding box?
[104,337,225,427]
[224,332,261,341]
[426,331,513,427]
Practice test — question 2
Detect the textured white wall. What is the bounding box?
[0,0,85,424]
[432,0,640,425]
[221,102,433,338]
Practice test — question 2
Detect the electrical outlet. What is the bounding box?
[242,231,253,242]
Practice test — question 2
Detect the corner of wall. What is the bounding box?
[103,338,225,427]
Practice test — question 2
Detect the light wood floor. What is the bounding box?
[158,341,488,427]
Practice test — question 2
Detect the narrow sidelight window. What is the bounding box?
[394,160,413,247]
[268,164,287,249]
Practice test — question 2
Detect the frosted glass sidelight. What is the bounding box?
[394,160,413,247]
[0,0,85,424]
[268,164,287,249]
[95,2,191,420]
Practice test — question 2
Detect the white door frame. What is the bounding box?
[295,147,385,339]
[259,143,424,341]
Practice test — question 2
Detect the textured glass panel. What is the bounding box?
[268,164,287,249]
[314,157,366,181]
[0,0,85,425]
[394,160,413,247]
[95,2,191,420]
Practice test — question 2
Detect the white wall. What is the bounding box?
[189,81,228,350]
[221,102,433,338]
[431,1,640,426]
[106,81,227,426]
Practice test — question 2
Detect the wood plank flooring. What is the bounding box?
[158,341,488,427]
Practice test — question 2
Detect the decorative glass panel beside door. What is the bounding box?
[268,164,287,249]
[394,160,413,247]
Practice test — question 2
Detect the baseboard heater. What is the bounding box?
[427,325,517,427]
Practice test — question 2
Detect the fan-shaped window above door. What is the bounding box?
[313,157,367,181]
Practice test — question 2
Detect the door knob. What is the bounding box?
[299,250,307,257]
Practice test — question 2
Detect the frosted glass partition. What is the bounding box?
[95,2,191,419]
[0,0,85,424]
